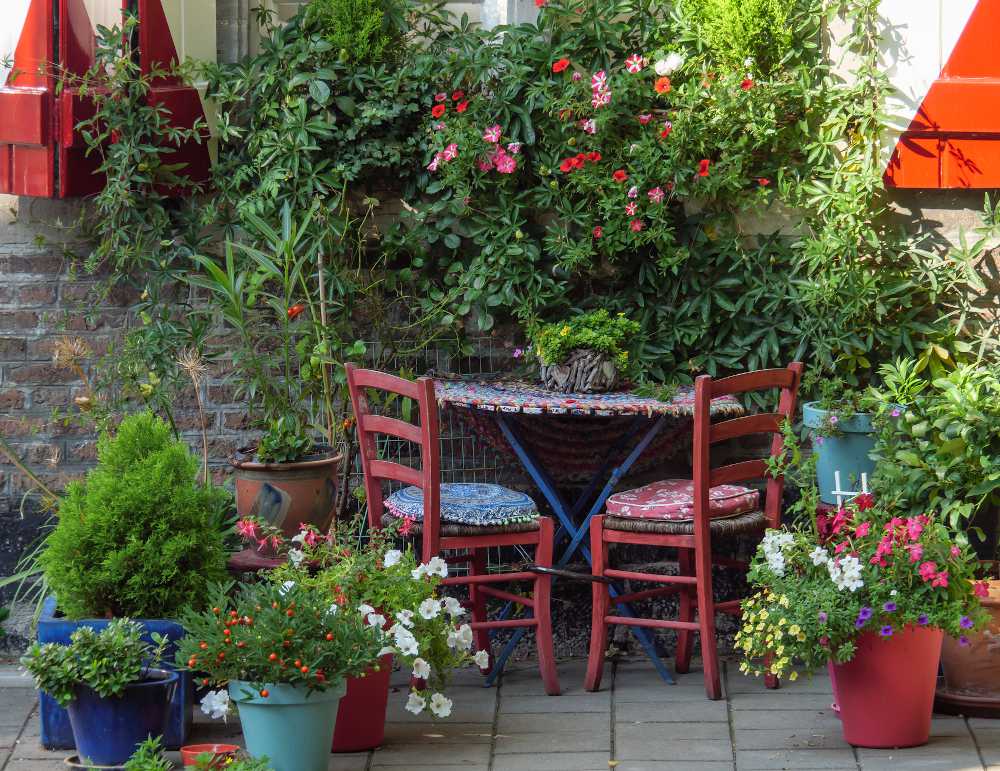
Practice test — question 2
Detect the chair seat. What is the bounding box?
[605,509,768,536]
[384,482,539,527]
[606,478,759,522]
[382,512,541,536]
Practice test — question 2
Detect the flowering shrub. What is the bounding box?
[737,494,987,680]
[236,518,485,717]
[530,310,639,372]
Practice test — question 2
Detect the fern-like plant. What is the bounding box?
[681,0,797,73]
[39,412,231,619]
[304,0,405,64]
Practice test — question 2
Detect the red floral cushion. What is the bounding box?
[606,478,759,521]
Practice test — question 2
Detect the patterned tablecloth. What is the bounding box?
[434,380,744,485]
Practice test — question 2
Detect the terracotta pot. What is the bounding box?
[231,451,342,536]
[180,743,239,767]
[331,654,394,752]
[940,579,1000,697]
[832,625,943,748]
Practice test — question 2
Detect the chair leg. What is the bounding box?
[533,516,560,695]
[695,543,722,700]
[675,548,694,675]
[470,548,492,674]
[584,515,610,693]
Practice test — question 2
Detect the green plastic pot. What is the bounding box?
[229,680,346,771]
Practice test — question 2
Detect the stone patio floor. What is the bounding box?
[3,657,1000,771]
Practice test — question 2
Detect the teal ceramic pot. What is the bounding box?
[229,680,346,771]
[802,402,876,505]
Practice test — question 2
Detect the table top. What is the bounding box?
[434,379,743,418]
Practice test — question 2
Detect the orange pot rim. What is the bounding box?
[230,451,343,473]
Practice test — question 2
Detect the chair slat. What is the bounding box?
[369,459,422,487]
[710,459,768,487]
[359,414,422,444]
[709,368,797,397]
[348,367,424,400]
[709,413,784,444]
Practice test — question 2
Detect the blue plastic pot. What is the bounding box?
[38,597,192,750]
[230,680,346,771]
[66,668,178,766]
[802,402,876,504]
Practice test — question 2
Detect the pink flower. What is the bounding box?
[433,122,446,131]
[591,70,607,90]
[918,561,938,582]
[637,113,652,125]
[580,119,597,134]
[441,143,458,161]
[513,347,524,359]
[647,186,664,203]
[854,521,870,537]
[951,545,961,557]
[495,152,518,174]
[483,125,502,143]
[434,92,447,102]
[572,72,582,82]
[830,508,850,535]
[855,493,875,511]
[477,157,493,172]
[975,581,990,598]
[625,202,638,216]
[506,142,521,154]
[932,571,949,588]
[592,225,603,238]
[906,517,924,541]
[625,53,644,73]
[660,121,673,139]
[591,87,611,109]
[834,541,848,554]
[908,544,923,563]
[427,156,440,172]
[629,219,644,232]
[236,518,260,542]
[627,185,638,199]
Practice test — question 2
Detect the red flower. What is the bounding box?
[757,177,771,186]
[855,493,875,511]
[654,76,671,94]
[660,122,672,139]
[456,100,469,113]
[629,219,644,232]
[434,92,447,102]
[586,151,601,162]
[552,58,570,73]
[431,104,446,118]
[287,303,306,319]
[559,158,575,173]
[740,78,754,91]
[975,581,991,598]
[612,169,628,183]
[451,90,465,101]
[697,159,710,177]
[535,0,545,6]
[400,516,415,535]
[592,226,603,238]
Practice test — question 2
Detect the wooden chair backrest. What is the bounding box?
[345,364,442,556]
[692,363,804,529]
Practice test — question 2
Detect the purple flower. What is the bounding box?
[858,606,873,621]
[880,625,893,637]
[883,602,897,612]
[917,613,930,625]
[512,347,524,359]
[815,436,825,446]
[829,415,839,425]
[891,408,901,418]
[818,611,828,623]
[959,635,970,646]
[960,616,974,630]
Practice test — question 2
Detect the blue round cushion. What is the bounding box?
[384,483,538,526]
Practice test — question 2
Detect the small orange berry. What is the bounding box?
[260,689,269,698]
[300,665,309,674]
[269,653,278,661]
[325,633,334,641]
[199,642,208,650]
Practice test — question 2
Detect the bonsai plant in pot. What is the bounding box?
[738,433,986,748]
[190,206,367,535]
[871,361,1000,713]
[530,309,639,393]
[176,579,383,771]
[256,518,487,751]
[22,619,178,767]
[35,411,231,751]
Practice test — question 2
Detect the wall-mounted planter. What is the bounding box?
[37,597,192,751]
[802,403,876,505]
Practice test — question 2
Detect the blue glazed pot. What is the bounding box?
[38,597,192,750]
[66,668,178,766]
[802,402,876,505]
[230,680,346,771]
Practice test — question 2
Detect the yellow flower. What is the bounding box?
[621,352,628,359]
[759,610,769,620]
[775,644,785,656]
[778,617,787,627]
[797,633,806,642]
[778,595,790,608]
[788,671,799,681]
[788,624,801,636]
[560,326,570,336]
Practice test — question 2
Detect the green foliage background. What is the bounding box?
[39,413,230,619]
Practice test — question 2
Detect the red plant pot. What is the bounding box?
[180,743,240,767]
[331,654,394,753]
[832,625,943,748]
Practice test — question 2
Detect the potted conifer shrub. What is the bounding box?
[36,411,230,750]
[22,620,178,767]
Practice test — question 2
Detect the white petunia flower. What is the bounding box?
[378,646,395,657]
[809,547,829,566]
[291,532,306,545]
[654,52,684,76]
[279,580,296,595]
[405,692,426,715]
[429,692,453,718]
[411,564,426,580]
[288,548,305,566]
[384,549,404,568]
[394,626,420,656]
[473,650,490,669]
[412,657,431,679]
[424,556,449,578]
[358,603,376,616]
[827,555,864,592]
[367,612,387,628]
[418,598,442,620]
[327,603,339,616]
[448,623,474,651]
[395,609,415,628]
[443,597,465,618]
[200,689,230,721]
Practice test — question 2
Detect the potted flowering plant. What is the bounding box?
[176,580,382,771]
[22,620,177,767]
[737,432,987,748]
[240,517,487,751]
[528,309,640,392]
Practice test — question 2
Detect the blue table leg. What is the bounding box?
[485,413,676,686]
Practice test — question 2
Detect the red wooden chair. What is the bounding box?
[584,363,803,699]
[346,364,561,695]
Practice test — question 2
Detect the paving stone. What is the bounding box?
[614,733,733,763]
[497,712,608,734]
[612,764,736,771]
[616,699,728,724]
[616,722,730,742]
[615,680,718,703]
[732,709,839,731]
[927,717,974,738]
[856,736,982,770]
[733,728,850,751]
[492,751,611,771]
[735,748,858,769]
[502,692,610,713]
[381,722,493,744]
[494,729,610,754]
[3,761,69,771]
[372,766,487,771]
[729,693,836,712]
[727,673,832,696]
[327,754,370,771]
[371,741,489,765]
